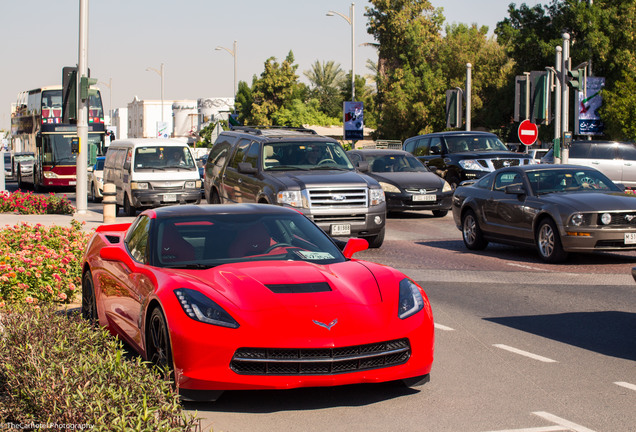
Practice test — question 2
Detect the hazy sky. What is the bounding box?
[0,0,544,129]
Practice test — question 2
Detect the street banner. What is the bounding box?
[157,121,169,138]
[344,101,363,141]
[576,77,605,135]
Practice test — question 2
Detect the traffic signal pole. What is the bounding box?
[75,0,89,215]
[553,46,562,164]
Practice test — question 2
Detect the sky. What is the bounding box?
[0,0,545,130]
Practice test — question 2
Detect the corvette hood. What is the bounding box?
[184,260,382,312]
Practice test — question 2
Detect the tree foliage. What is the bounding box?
[304,60,346,118]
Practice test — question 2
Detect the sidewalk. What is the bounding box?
[0,209,136,231]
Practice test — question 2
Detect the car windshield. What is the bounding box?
[527,168,621,195]
[134,146,196,171]
[94,159,105,170]
[153,212,346,268]
[262,141,354,171]
[445,135,509,153]
[368,153,428,173]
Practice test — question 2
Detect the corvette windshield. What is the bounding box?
[153,212,346,268]
[527,168,620,195]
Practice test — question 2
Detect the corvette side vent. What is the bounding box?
[265,282,332,294]
[105,235,121,244]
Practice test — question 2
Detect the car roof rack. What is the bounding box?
[229,125,317,136]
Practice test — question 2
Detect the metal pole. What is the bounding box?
[561,33,570,164]
[524,71,531,120]
[233,40,238,103]
[554,46,562,164]
[160,63,164,123]
[351,2,355,102]
[76,0,89,215]
[465,63,472,131]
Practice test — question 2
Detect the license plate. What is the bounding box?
[412,194,436,202]
[331,224,351,236]
[625,232,636,244]
[164,193,177,202]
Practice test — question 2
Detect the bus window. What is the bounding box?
[42,135,76,164]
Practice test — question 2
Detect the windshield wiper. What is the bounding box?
[309,166,349,171]
[266,165,309,171]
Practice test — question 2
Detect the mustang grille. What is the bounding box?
[308,187,368,208]
[231,338,411,375]
[598,212,636,226]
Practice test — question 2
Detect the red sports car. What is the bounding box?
[81,204,434,401]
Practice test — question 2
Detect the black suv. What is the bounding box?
[203,127,387,247]
[403,131,534,188]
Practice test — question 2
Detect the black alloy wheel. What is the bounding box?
[147,308,174,379]
[81,270,99,324]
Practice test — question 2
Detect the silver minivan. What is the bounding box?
[541,141,636,188]
[103,138,201,216]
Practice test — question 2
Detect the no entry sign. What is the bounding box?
[518,119,538,146]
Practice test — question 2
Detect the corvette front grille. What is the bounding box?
[230,338,411,375]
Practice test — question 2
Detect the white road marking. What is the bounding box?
[506,262,546,271]
[484,411,596,432]
[434,323,455,331]
[493,344,558,363]
[615,381,636,392]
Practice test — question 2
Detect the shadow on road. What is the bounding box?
[183,381,419,413]
[485,311,636,361]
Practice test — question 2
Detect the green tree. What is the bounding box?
[235,79,254,124]
[248,51,300,125]
[304,60,345,118]
[366,0,447,140]
[272,99,341,127]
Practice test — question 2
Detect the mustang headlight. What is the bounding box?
[571,213,584,227]
[378,182,401,193]
[600,213,612,225]
[459,159,489,171]
[174,288,239,328]
[398,278,424,320]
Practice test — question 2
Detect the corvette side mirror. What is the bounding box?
[342,238,369,259]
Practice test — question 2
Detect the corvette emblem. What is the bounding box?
[313,319,338,330]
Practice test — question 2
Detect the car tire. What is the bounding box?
[535,218,568,263]
[81,270,99,324]
[16,167,23,190]
[123,194,136,217]
[208,189,221,204]
[432,210,448,217]
[364,226,385,249]
[146,307,174,378]
[462,209,488,250]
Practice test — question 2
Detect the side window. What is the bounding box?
[126,216,151,263]
[104,147,119,169]
[430,137,442,155]
[348,153,362,165]
[403,139,416,154]
[123,149,132,171]
[208,142,230,166]
[413,138,430,157]
[618,144,636,161]
[474,174,494,190]
[228,139,252,169]
[243,142,260,168]
[494,172,522,191]
[569,143,591,159]
[589,144,616,160]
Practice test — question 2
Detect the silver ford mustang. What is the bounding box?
[451,164,636,263]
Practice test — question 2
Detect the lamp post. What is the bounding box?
[98,77,112,124]
[215,40,238,104]
[146,63,164,122]
[327,2,355,101]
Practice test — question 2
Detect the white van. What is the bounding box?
[103,138,201,216]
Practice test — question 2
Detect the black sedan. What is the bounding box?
[348,149,452,216]
[452,165,636,263]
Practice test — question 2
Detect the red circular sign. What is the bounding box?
[518,119,538,146]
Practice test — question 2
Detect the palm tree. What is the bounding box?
[304,61,345,118]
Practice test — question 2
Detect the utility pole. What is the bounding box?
[465,63,472,131]
[76,0,89,215]
[553,46,562,164]
[561,33,570,164]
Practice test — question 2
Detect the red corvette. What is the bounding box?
[81,204,434,401]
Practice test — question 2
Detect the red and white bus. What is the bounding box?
[10,85,107,190]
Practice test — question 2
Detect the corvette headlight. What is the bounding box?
[174,288,239,328]
[398,278,424,320]
[459,159,488,171]
[378,182,401,193]
[370,188,385,205]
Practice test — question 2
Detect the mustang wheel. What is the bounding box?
[462,210,488,250]
[536,218,568,263]
[81,271,98,324]
[147,308,174,377]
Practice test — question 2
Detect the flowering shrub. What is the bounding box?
[0,220,90,305]
[0,190,75,215]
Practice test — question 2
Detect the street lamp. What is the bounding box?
[215,40,238,105]
[98,77,112,124]
[327,2,355,101]
[146,63,164,122]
